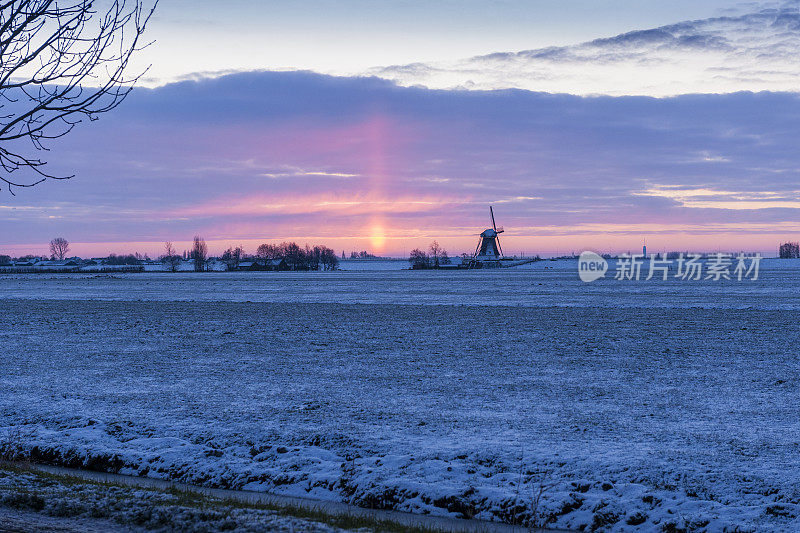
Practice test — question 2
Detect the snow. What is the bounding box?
[2,259,800,531]
[0,466,346,532]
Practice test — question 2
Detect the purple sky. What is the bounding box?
[4,72,800,257]
[3,2,800,257]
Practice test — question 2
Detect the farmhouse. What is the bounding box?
[234,258,288,271]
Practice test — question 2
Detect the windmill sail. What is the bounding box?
[464,205,538,269]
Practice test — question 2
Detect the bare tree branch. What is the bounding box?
[49,235,68,259]
[0,0,158,194]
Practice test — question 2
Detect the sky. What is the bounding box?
[135,0,747,83]
[3,0,800,257]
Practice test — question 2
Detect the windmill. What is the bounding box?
[474,206,504,262]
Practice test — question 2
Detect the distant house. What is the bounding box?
[232,258,287,271]
[265,258,288,271]
[34,259,80,268]
[13,256,45,266]
[235,260,259,271]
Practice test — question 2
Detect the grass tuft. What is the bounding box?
[0,462,443,532]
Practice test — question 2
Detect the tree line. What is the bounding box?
[253,242,339,270]
[408,241,452,269]
[780,242,800,259]
[160,236,339,272]
[1,236,339,272]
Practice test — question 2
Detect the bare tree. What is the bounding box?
[408,248,429,269]
[0,0,158,194]
[313,245,338,271]
[191,235,207,272]
[221,245,244,271]
[281,241,305,271]
[161,241,181,272]
[429,241,447,267]
[256,243,279,260]
[49,237,69,259]
[779,242,800,259]
[321,246,339,271]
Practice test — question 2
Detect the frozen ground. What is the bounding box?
[2,259,800,531]
[0,464,350,532]
[2,258,799,309]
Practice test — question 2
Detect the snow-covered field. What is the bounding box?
[0,465,346,532]
[2,259,800,531]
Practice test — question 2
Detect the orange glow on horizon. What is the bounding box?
[5,225,798,260]
[369,223,387,253]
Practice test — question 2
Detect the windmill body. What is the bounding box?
[448,206,537,269]
[472,206,505,265]
[475,228,502,260]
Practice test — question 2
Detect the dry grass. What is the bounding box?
[0,462,447,532]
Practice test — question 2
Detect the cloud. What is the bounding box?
[633,186,800,209]
[4,70,800,255]
[369,2,800,96]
